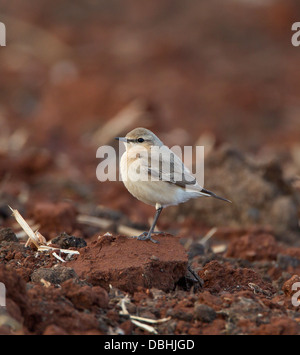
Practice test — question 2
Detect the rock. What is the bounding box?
[31,266,78,285]
[167,309,193,322]
[188,243,205,259]
[277,255,300,270]
[0,228,18,243]
[51,232,87,249]
[194,303,216,323]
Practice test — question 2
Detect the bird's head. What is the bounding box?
[115,128,163,150]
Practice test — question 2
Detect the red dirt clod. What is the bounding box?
[198,260,274,295]
[282,275,300,298]
[252,317,300,335]
[67,234,188,293]
[30,266,78,285]
[61,279,109,310]
[225,232,280,261]
[0,266,28,324]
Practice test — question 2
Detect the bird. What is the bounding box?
[115,127,231,243]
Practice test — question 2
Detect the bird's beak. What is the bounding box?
[115,137,128,142]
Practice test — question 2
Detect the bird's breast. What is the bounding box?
[120,152,199,206]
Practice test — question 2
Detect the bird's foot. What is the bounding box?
[136,231,160,244]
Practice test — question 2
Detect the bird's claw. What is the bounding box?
[136,232,160,244]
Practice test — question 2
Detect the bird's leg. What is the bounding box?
[138,207,163,243]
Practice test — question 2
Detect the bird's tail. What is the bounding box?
[200,188,231,203]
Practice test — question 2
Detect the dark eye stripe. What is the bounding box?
[127,138,147,143]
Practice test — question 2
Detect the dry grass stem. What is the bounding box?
[38,245,79,255]
[9,206,40,248]
[52,252,66,263]
[119,295,170,335]
[117,225,144,237]
[9,206,80,262]
[200,227,218,245]
[77,214,113,229]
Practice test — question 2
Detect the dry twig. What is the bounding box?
[9,206,80,261]
[119,295,170,334]
[199,227,218,245]
[77,214,113,229]
[9,206,40,248]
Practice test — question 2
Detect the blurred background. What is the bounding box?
[1,0,300,243]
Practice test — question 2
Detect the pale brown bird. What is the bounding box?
[116,128,231,243]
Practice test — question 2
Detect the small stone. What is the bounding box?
[0,228,18,243]
[194,303,216,323]
[51,232,87,249]
[166,309,193,322]
[277,254,300,270]
[31,266,78,285]
[150,255,159,261]
[188,243,205,259]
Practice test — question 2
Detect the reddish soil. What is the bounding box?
[1,0,300,335]
[1,222,300,334]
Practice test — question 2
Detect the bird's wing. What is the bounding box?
[146,145,199,188]
[144,145,231,203]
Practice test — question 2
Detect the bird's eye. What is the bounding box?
[137,138,144,143]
